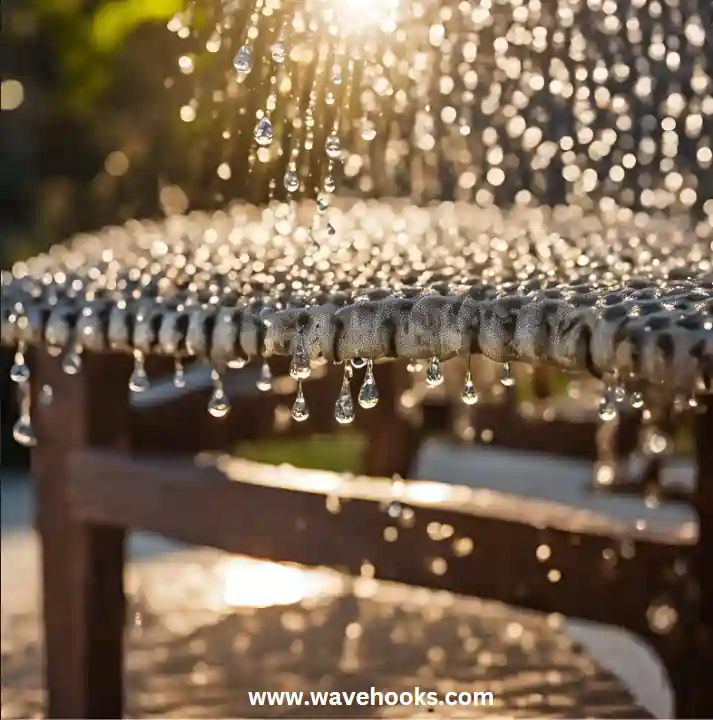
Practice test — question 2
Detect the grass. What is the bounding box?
[234,432,366,473]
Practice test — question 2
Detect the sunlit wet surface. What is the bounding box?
[2,536,655,719]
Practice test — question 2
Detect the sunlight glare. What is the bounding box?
[322,0,400,35]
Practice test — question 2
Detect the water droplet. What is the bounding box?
[630,391,645,409]
[325,133,341,159]
[335,370,355,424]
[227,357,247,369]
[173,359,186,388]
[207,377,230,418]
[331,64,342,84]
[271,41,285,63]
[407,360,422,373]
[361,120,377,141]
[647,602,678,635]
[289,334,311,380]
[426,357,443,387]
[641,427,670,456]
[598,389,619,422]
[291,380,309,422]
[500,361,515,387]
[386,501,402,518]
[324,175,336,193]
[358,360,379,408]
[254,117,273,146]
[461,371,479,405]
[13,415,36,447]
[284,171,299,193]
[10,348,30,384]
[327,223,336,236]
[61,348,82,375]
[614,385,627,403]
[129,351,150,393]
[351,357,367,369]
[38,384,53,406]
[233,46,252,73]
[256,360,273,391]
[316,195,329,212]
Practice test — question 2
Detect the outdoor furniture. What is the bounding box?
[2,200,712,719]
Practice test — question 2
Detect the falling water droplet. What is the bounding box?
[256,360,273,391]
[292,380,309,422]
[271,41,285,63]
[351,357,367,369]
[233,46,252,73]
[254,117,273,146]
[598,389,619,422]
[61,348,82,375]
[10,346,30,384]
[461,371,479,405]
[284,171,299,192]
[129,351,150,393]
[173,359,186,388]
[13,415,36,447]
[38,384,53,406]
[361,120,377,141]
[335,370,355,424]
[358,360,379,408]
[207,372,230,418]
[426,357,443,387]
[500,362,515,387]
[289,335,311,380]
[325,133,341,159]
[630,391,645,409]
[324,175,336,193]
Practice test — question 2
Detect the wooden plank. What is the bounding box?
[70,449,693,643]
[30,351,130,719]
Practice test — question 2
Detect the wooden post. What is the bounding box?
[31,350,132,718]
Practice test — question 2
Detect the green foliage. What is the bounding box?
[91,0,184,51]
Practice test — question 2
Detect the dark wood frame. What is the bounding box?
[29,349,713,718]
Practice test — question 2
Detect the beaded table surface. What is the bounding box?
[1,202,711,425]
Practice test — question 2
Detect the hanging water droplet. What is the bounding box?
[316,195,329,212]
[598,389,619,422]
[227,357,247,369]
[271,41,285,63]
[61,348,82,375]
[641,427,670,456]
[407,360,422,373]
[289,335,311,380]
[325,133,341,159]
[386,501,402,518]
[256,360,273,391]
[361,120,377,141]
[10,347,30,384]
[327,223,336,236]
[500,362,515,387]
[173,359,186,388]
[284,171,299,193]
[335,371,355,424]
[351,357,367,369]
[688,394,699,410]
[128,351,150,393]
[426,357,443,387]
[254,117,273,146]
[358,360,379,409]
[291,381,309,422]
[461,372,479,405]
[207,375,231,418]
[630,391,645,409]
[614,385,627,403]
[233,46,252,73]
[38,384,54,406]
[13,415,36,447]
[331,63,342,84]
[324,175,336,193]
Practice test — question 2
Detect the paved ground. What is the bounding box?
[2,442,691,718]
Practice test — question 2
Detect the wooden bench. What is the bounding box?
[29,349,713,719]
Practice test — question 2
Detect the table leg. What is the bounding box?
[31,351,131,718]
